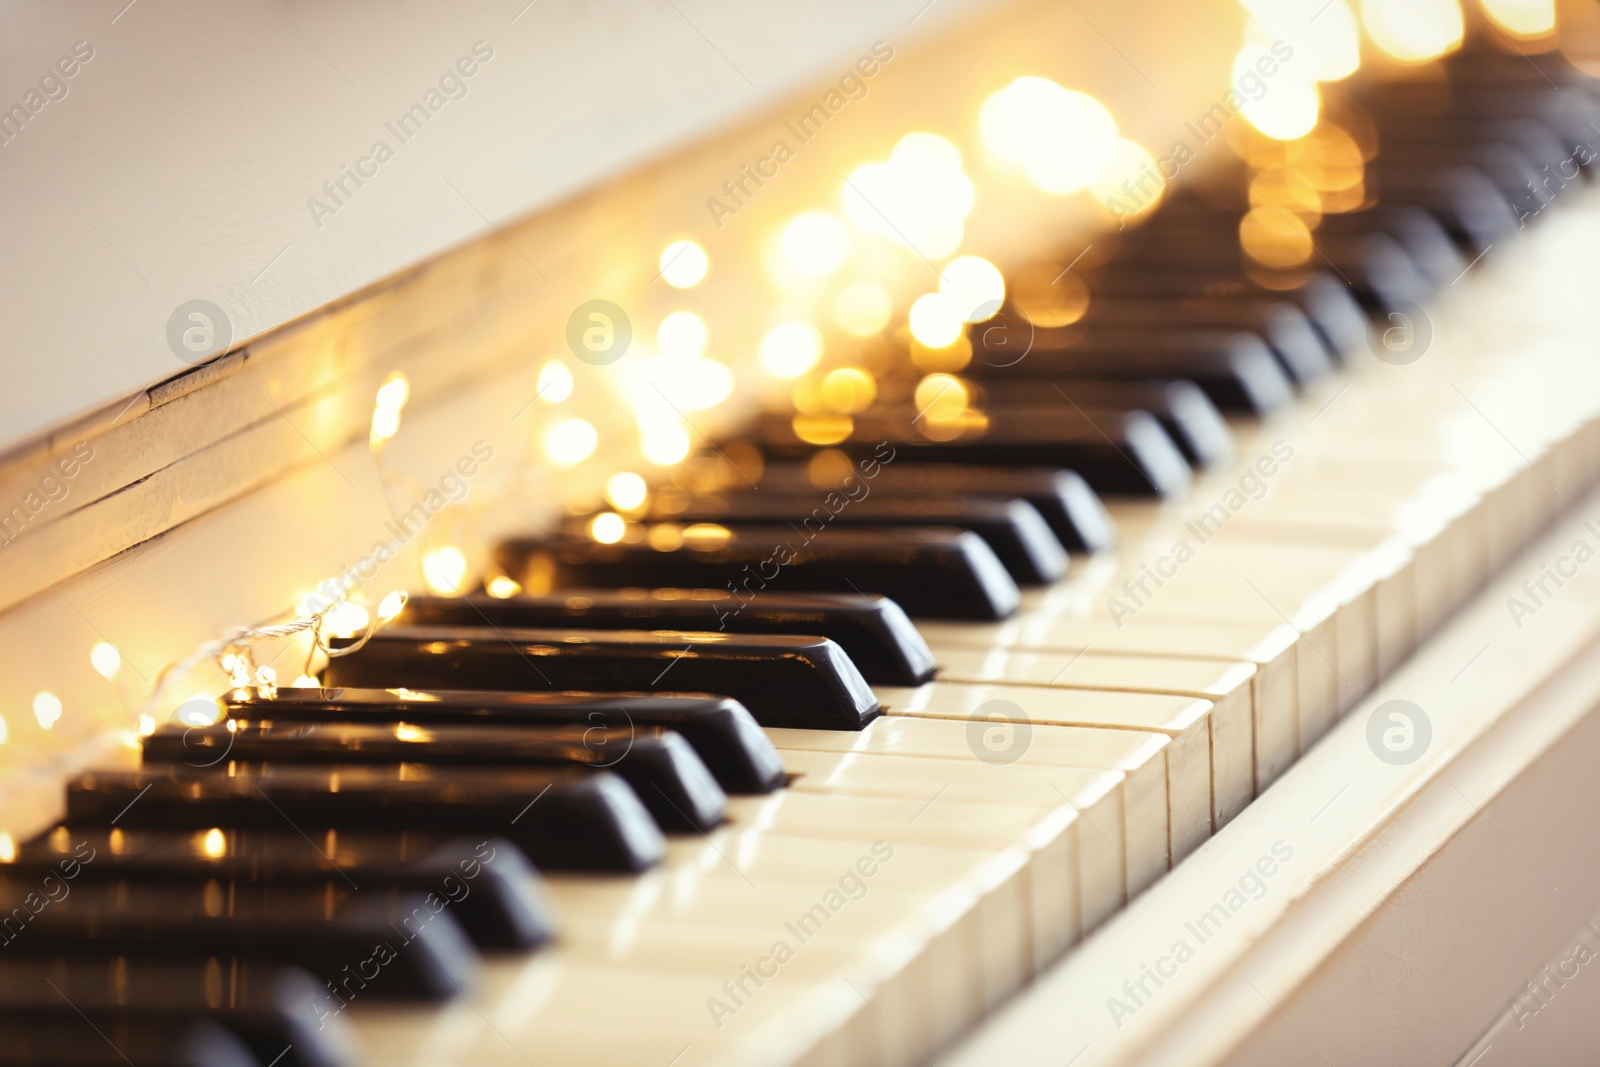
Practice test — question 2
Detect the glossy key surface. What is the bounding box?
[325,626,881,731]
[400,589,936,686]
[226,688,785,794]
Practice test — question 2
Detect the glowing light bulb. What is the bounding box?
[1234,46,1320,139]
[32,691,62,730]
[1239,2,1361,82]
[1089,139,1166,221]
[841,133,974,261]
[422,547,469,595]
[324,601,370,639]
[832,282,892,336]
[914,374,969,419]
[781,211,852,275]
[589,512,626,544]
[648,355,734,411]
[90,642,121,680]
[1359,0,1464,62]
[202,828,226,858]
[641,422,691,466]
[656,310,708,356]
[660,239,709,288]
[537,359,574,404]
[377,590,408,622]
[909,292,967,348]
[820,368,877,414]
[1240,207,1315,267]
[544,419,598,467]
[605,472,649,511]
[940,256,1006,323]
[759,322,824,378]
[1480,0,1554,36]
[980,77,1120,194]
[485,575,522,598]
[369,371,410,448]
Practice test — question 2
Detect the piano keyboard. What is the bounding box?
[6,41,1600,1067]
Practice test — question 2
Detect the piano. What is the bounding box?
[5,0,1600,1063]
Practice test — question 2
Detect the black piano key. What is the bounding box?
[496,525,1020,621]
[10,829,551,951]
[0,1017,262,1067]
[0,877,478,1000]
[969,325,1294,415]
[66,763,664,873]
[0,960,349,1067]
[400,590,937,686]
[642,491,1067,585]
[760,462,1117,551]
[1369,164,1520,253]
[146,721,726,834]
[227,688,785,795]
[1079,300,1334,384]
[1321,205,1465,293]
[325,626,879,731]
[958,379,1232,469]
[754,408,1193,496]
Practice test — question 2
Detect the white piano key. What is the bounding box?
[875,681,1212,864]
[924,618,1300,793]
[766,713,1169,898]
[931,644,1256,828]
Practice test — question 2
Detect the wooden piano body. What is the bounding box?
[6,0,1600,1063]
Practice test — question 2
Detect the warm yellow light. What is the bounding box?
[1359,0,1464,62]
[820,368,877,414]
[537,359,574,404]
[323,601,370,639]
[90,642,121,680]
[202,828,227,858]
[291,675,320,688]
[589,512,627,544]
[605,471,649,511]
[544,418,599,467]
[1240,2,1362,82]
[1233,46,1320,139]
[759,322,824,378]
[832,282,893,336]
[656,310,708,357]
[792,414,855,446]
[647,524,684,551]
[369,371,411,448]
[914,374,970,419]
[422,547,469,595]
[1240,207,1315,267]
[0,835,13,863]
[649,355,734,411]
[485,575,522,598]
[940,256,1006,323]
[394,722,432,742]
[909,292,968,348]
[1089,139,1167,221]
[841,133,974,261]
[641,422,692,466]
[0,715,7,744]
[377,590,408,622]
[32,691,61,730]
[1480,0,1554,35]
[660,239,709,288]
[910,334,973,373]
[980,77,1120,194]
[781,211,852,276]
[682,523,732,547]
[136,713,155,735]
